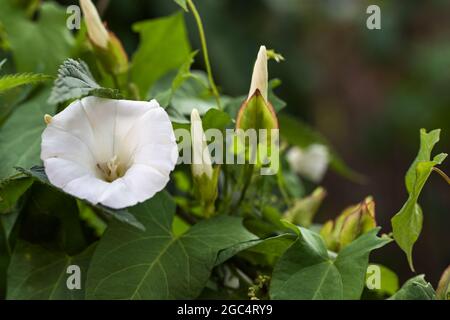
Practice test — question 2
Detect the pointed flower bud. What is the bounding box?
[80,0,128,75]
[234,46,279,174]
[320,196,377,252]
[283,187,326,227]
[80,0,109,49]
[236,46,278,151]
[437,265,450,300]
[191,108,213,179]
[248,45,268,102]
[190,109,219,217]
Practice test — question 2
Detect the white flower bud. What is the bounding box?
[248,45,268,102]
[44,114,53,125]
[190,108,213,179]
[80,0,109,49]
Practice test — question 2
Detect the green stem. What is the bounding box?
[186,0,221,109]
[221,165,229,200]
[234,164,254,211]
[277,168,293,207]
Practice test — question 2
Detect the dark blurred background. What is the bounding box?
[57,0,449,285]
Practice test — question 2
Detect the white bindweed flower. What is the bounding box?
[286,144,329,182]
[190,108,213,179]
[248,45,268,102]
[80,0,109,49]
[41,96,178,209]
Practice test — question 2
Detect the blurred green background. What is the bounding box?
[54,0,449,285]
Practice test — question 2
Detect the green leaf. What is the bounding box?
[0,202,23,299]
[170,71,217,116]
[48,59,121,105]
[270,228,391,300]
[0,177,33,214]
[0,87,54,180]
[131,13,191,99]
[202,108,233,132]
[16,166,145,231]
[174,0,188,11]
[216,234,295,267]
[19,182,88,255]
[159,69,226,124]
[391,129,447,271]
[0,79,33,126]
[86,191,257,299]
[150,51,197,108]
[405,129,442,193]
[363,264,399,298]
[0,222,9,299]
[0,1,74,75]
[7,241,95,300]
[0,73,51,93]
[375,265,399,297]
[279,114,364,182]
[389,275,436,300]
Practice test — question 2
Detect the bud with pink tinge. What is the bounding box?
[80,0,128,75]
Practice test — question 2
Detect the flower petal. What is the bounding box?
[119,103,177,164]
[42,99,97,165]
[97,178,139,209]
[41,126,97,171]
[132,143,178,175]
[63,174,110,205]
[44,158,91,189]
[122,164,169,203]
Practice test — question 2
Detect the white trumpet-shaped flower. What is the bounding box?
[80,0,109,49]
[41,96,178,209]
[248,45,268,102]
[190,108,213,179]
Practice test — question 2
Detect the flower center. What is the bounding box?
[97,155,126,182]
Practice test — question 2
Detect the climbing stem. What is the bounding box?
[432,167,450,185]
[186,0,221,109]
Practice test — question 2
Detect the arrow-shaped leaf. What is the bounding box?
[86,191,257,299]
[391,129,447,270]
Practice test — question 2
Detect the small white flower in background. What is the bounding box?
[79,0,109,49]
[286,144,329,182]
[190,108,213,179]
[41,97,178,209]
[248,45,268,102]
